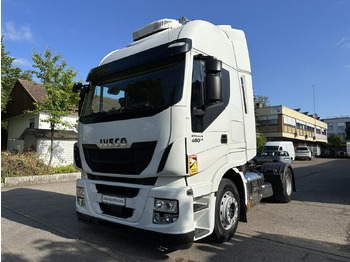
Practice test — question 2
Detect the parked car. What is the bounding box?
[295,146,312,160]
[263,141,295,161]
[255,150,293,164]
[337,151,349,158]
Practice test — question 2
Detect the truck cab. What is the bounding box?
[74,18,295,247]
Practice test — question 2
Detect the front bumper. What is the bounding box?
[76,211,194,247]
[76,177,195,246]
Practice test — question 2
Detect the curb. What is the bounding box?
[2,172,81,187]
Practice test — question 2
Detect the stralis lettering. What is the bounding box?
[100,137,127,148]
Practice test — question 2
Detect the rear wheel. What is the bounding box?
[275,168,293,203]
[211,179,240,242]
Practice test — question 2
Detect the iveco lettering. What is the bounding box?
[72,18,295,248]
[99,138,127,148]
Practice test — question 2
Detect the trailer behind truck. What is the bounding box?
[73,18,296,247]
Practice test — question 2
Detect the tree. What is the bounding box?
[345,122,350,141]
[254,94,270,108]
[27,47,79,167]
[328,134,344,147]
[1,36,32,113]
[256,133,267,153]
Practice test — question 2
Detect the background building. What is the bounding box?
[3,79,78,166]
[256,105,328,156]
[322,116,350,139]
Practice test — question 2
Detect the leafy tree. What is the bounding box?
[328,134,344,147]
[254,94,270,107]
[27,47,78,167]
[1,36,32,113]
[256,134,267,153]
[345,122,350,141]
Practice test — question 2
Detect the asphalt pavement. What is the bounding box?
[2,158,350,261]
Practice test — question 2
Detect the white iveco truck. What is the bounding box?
[73,18,295,247]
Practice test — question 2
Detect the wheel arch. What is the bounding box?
[212,167,248,222]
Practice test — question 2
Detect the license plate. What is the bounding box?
[102,195,125,206]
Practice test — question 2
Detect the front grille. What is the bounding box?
[96,184,138,219]
[99,203,133,219]
[83,141,157,175]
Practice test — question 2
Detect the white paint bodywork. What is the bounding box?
[77,20,256,241]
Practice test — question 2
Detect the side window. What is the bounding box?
[190,57,230,133]
[240,76,247,114]
[191,60,205,132]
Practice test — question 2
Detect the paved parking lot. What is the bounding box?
[2,158,350,261]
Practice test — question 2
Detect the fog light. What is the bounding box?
[77,186,85,207]
[153,213,161,224]
[77,198,85,207]
[163,214,172,223]
[77,186,85,198]
[152,212,178,224]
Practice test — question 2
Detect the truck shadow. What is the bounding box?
[195,231,350,261]
[2,186,350,261]
[1,187,181,261]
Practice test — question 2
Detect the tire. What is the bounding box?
[275,168,293,203]
[211,179,240,242]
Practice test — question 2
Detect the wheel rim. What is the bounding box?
[219,191,238,230]
[286,174,292,196]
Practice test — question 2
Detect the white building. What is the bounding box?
[3,79,78,166]
[322,116,350,139]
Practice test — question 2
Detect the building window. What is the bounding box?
[283,115,296,127]
[328,123,333,131]
[337,122,345,131]
[259,115,278,126]
[29,118,35,129]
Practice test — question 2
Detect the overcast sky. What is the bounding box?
[2,0,350,119]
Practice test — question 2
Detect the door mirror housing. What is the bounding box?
[72,82,90,116]
[205,58,222,104]
[72,82,83,93]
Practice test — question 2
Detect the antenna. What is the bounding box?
[313,84,316,117]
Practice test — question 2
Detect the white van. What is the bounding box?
[264,141,295,161]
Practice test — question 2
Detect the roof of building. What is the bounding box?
[19,128,77,140]
[3,79,78,119]
[17,79,48,103]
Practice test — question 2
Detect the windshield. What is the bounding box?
[81,55,185,122]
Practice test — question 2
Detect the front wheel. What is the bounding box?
[211,179,240,242]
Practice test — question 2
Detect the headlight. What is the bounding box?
[77,186,85,198]
[153,198,178,224]
[154,199,178,213]
[77,186,85,207]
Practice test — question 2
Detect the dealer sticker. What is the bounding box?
[102,195,125,206]
[189,155,198,175]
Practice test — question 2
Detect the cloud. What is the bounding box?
[12,57,32,69]
[2,21,32,41]
[336,37,350,49]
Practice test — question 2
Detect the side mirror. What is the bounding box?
[73,82,90,116]
[72,82,83,93]
[205,58,222,103]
